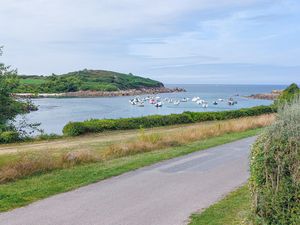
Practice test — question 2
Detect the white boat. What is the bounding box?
[202,103,208,108]
[196,99,205,105]
[218,98,224,102]
[192,97,200,102]
[180,98,188,102]
[174,101,180,105]
[155,102,163,107]
[137,102,144,107]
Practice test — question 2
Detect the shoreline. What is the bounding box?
[246,90,282,100]
[14,87,186,98]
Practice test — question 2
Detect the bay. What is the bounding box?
[18,84,285,135]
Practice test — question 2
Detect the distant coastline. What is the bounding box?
[14,87,186,98]
[246,90,282,100]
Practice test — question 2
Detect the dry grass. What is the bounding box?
[0,150,100,183]
[0,114,275,183]
[101,114,275,159]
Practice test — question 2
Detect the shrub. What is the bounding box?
[276,83,300,106]
[63,105,275,136]
[62,122,87,136]
[250,97,300,225]
[0,131,19,143]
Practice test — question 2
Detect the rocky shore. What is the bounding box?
[14,87,186,98]
[247,90,282,100]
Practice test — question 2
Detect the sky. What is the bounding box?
[1,0,300,84]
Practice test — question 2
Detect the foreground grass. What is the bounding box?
[189,185,250,225]
[0,129,259,212]
[0,115,273,183]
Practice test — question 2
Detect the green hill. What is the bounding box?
[15,70,164,93]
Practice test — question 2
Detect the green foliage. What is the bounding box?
[250,98,300,225]
[0,47,29,132]
[63,105,275,136]
[15,70,163,93]
[0,131,19,143]
[276,83,300,106]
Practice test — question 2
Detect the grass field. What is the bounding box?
[0,129,260,212]
[0,115,273,183]
[189,185,250,225]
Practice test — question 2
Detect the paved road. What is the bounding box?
[0,137,256,225]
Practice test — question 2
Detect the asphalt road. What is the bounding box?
[0,136,256,225]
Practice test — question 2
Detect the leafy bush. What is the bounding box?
[276,83,300,106]
[250,97,300,225]
[63,105,275,136]
[0,131,19,143]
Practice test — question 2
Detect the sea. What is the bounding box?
[17,84,286,135]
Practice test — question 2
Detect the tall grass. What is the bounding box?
[0,114,274,184]
[250,97,300,224]
[0,150,100,183]
[101,114,275,159]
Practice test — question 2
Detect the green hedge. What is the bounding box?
[250,99,300,224]
[63,105,275,136]
[0,131,20,143]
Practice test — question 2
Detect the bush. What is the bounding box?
[0,131,20,143]
[276,83,300,106]
[250,98,300,224]
[63,105,275,136]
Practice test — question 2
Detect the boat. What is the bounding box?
[137,102,144,107]
[155,102,163,107]
[202,103,208,108]
[228,100,234,105]
[213,101,218,105]
[149,99,156,104]
[192,97,200,102]
[218,98,224,102]
[174,101,180,105]
[228,98,235,105]
[181,98,188,102]
[196,99,204,105]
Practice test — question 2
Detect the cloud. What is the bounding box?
[0,0,300,84]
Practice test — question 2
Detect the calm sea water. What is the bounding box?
[18,84,286,134]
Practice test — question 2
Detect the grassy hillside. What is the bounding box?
[15,69,164,93]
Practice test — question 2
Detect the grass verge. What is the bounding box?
[0,129,259,212]
[0,114,273,183]
[189,185,250,225]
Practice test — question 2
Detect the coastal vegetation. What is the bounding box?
[0,114,273,184]
[15,70,164,93]
[0,112,275,211]
[0,47,37,143]
[63,105,275,136]
[250,96,300,224]
[276,83,300,105]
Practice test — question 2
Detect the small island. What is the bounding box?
[14,69,185,97]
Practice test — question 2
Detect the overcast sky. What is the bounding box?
[1,0,300,84]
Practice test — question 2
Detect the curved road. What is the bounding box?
[0,137,256,225]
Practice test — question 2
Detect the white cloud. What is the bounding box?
[0,0,299,84]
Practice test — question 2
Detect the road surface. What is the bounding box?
[0,136,256,225]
